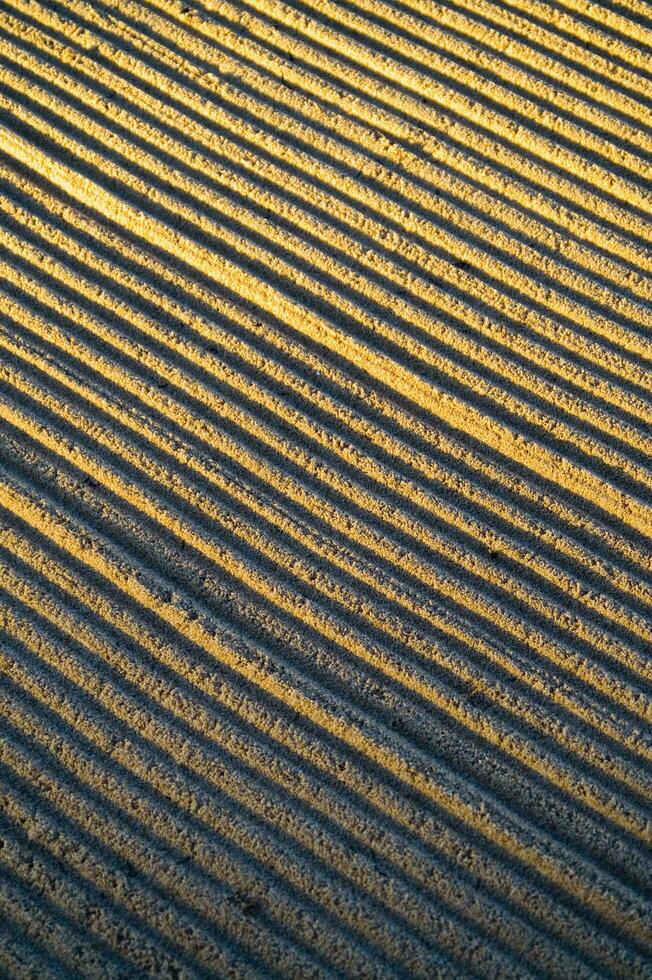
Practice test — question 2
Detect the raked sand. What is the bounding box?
[0,0,651,975]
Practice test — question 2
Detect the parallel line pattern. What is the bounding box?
[0,0,650,975]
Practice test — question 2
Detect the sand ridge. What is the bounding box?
[0,0,651,975]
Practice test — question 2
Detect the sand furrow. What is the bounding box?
[0,864,130,979]
[1,452,651,961]
[0,590,528,974]
[233,0,652,187]
[0,679,386,977]
[0,470,649,976]
[0,521,598,976]
[54,0,652,254]
[428,0,652,107]
[1,287,650,763]
[310,0,652,131]
[4,125,651,542]
[1,590,527,977]
[1,365,650,856]
[0,34,650,438]
[480,0,652,71]
[1,174,652,620]
[0,913,72,980]
[13,0,652,284]
[0,0,650,975]
[1,163,649,603]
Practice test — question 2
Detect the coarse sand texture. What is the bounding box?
[0,0,651,975]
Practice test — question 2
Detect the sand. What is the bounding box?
[0,0,650,975]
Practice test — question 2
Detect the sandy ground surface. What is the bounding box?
[0,0,651,975]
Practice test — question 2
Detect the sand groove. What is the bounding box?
[0,0,650,976]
